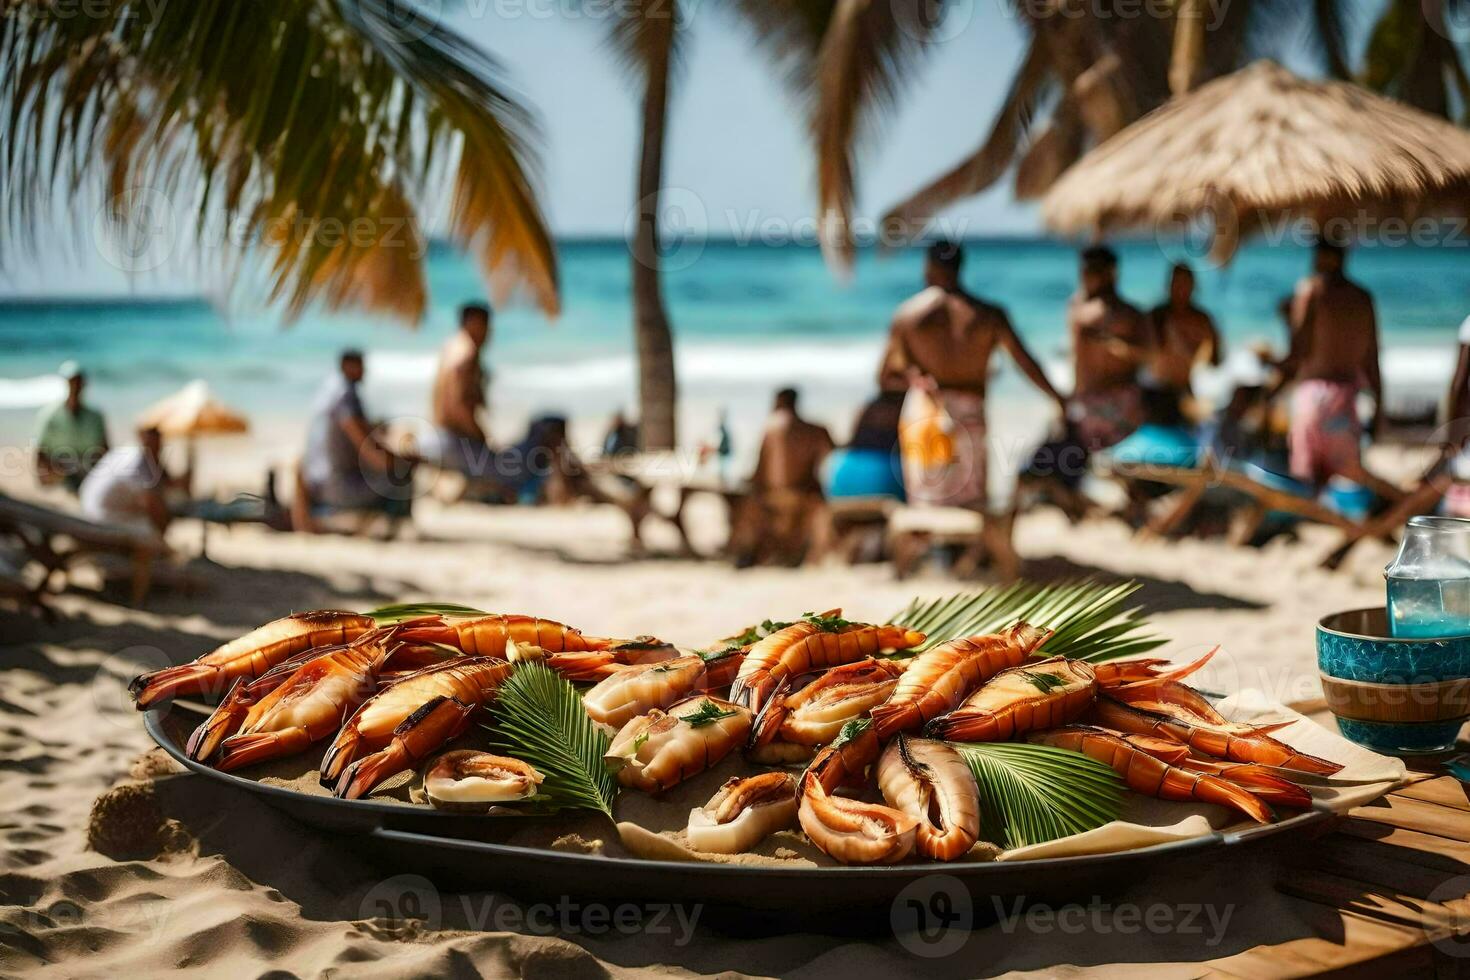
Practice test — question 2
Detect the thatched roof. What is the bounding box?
[137,381,249,438]
[1041,61,1470,259]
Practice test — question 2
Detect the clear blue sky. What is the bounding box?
[452,2,1038,235]
[457,0,1369,237]
[0,0,1384,295]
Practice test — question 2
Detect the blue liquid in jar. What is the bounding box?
[1387,576,1470,638]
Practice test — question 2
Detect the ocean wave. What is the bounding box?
[365,340,888,393]
[0,374,66,409]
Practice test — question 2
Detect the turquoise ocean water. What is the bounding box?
[2,238,1467,450]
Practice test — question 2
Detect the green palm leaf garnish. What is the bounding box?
[366,602,489,624]
[1019,670,1069,694]
[487,662,617,817]
[950,742,1125,849]
[891,580,1161,663]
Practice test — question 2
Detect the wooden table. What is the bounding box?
[1199,703,1470,977]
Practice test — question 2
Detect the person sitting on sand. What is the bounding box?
[427,303,494,479]
[297,350,412,527]
[79,427,187,536]
[1268,239,1401,501]
[881,240,1065,510]
[1144,264,1221,422]
[35,360,109,493]
[1067,246,1150,451]
[728,388,834,567]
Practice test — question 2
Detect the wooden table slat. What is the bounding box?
[1391,778,1470,811]
[1275,868,1460,932]
[1204,903,1431,979]
[1289,836,1464,900]
[1333,822,1470,874]
[1348,794,1470,844]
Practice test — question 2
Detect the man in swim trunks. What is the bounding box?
[1271,239,1401,500]
[1067,246,1150,450]
[1144,264,1222,423]
[880,240,1066,508]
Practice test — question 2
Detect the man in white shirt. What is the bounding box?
[79,427,174,535]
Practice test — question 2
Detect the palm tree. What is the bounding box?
[0,0,559,322]
[810,0,1466,266]
[603,1,836,450]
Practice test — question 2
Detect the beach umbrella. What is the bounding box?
[137,380,249,437]
[1041,61,1470,261]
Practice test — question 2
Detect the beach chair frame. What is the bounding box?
[0,493,170,605]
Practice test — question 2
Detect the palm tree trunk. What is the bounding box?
[631,38,677,451]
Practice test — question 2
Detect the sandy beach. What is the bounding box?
[0,434,1422,977]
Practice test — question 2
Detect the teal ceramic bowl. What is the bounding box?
[1317,607,1470,755]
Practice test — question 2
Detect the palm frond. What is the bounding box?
[365,602,489,624]
[811,0,938,272]
[0,0,559,322]
[890,580,1162,663]
[488,662,617,817]
[950,741,1124,849]
[879,33,1052,242]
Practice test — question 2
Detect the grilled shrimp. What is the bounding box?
[686,772,799,854]
[797,721,916,865]
[1090,696,1343,775]
[606,697,752,793]
[769,659,906,747]
[877,736,981,861]
[731,617,924,714]
[423,751,544,811]
[582,656,708,728]
[130,610,375,708]
[398,614,611,659]
[1030,726,1275,824]
[870,624,1052,738]
[926,657,1096,742]
[322,656,514,795]
[211,634,391,772]
[1092,649,1216,691]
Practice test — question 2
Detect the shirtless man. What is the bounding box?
[429,303,492,478]
[1271,240,1400,499]
[1145,264,1221,419]
[1067,246,1150,450]
[729,388,834,566]
[880,240,1065,508]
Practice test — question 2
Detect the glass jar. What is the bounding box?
[1385,516,1470,638]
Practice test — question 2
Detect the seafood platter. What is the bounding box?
[138,583,1405,911]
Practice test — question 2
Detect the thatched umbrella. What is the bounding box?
[137,381,249,438]
[1042,61,1470,260]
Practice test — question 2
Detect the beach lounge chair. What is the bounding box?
[1099,439,1386,556]
[0,492,171,604]
[0,542,49,617]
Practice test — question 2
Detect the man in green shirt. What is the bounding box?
[35,361,109,493]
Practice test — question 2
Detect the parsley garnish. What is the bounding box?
[802,611,851,633]
[683,700,739,728]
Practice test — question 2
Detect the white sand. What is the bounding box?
[0,437,1426,976]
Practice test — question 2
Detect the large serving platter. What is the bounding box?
[143,706,1340,921]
